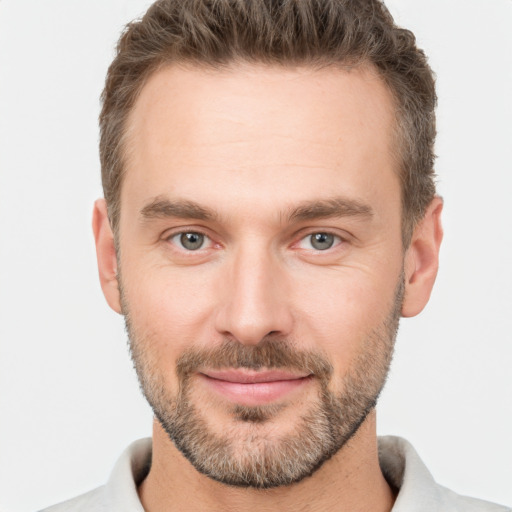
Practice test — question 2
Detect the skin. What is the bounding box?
[93,63,443,512]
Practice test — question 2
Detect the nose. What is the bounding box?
[214,244,294,345]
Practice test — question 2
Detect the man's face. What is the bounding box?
[116,64,406,487]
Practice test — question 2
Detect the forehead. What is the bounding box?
[122,63,399,220]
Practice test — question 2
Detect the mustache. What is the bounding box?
[176,337,333,382]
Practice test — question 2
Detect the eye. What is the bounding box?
[170,231,211,251]
[298,232,341,251]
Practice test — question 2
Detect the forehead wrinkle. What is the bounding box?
[285,197,374,223]
[140,196,218,222]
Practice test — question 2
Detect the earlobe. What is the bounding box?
[92,199,122,314]
[402,196,444,318]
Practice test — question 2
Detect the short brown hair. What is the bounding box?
[100,0,437,244]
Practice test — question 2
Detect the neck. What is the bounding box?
[138,411,395,512]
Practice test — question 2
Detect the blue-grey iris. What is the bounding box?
[181,232,204,250]
[311,233,334,250]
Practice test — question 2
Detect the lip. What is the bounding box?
[198,369,312,406]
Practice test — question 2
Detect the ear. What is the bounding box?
[402,196,444,317]
[92,198,122,314]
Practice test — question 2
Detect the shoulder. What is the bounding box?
[38,486,107,512]
[38,438,151,512]
[436,485,511,512]
[378,436,511,512]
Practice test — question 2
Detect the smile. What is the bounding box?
[198,369,313,406]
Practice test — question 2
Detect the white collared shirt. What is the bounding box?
[40,436,511,512]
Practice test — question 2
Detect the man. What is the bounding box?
[41,0,509,511]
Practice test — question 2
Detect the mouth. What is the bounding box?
[198,369,313,406]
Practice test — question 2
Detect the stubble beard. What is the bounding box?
[123,277,404,489]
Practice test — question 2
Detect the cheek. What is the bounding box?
[121,263,218,369]
[291,265,401,371]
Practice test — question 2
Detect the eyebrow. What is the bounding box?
[140,196,373,224]
[286,197,374,222]
[140,197,217,221]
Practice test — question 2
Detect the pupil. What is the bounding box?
[181,232,203,250]
[311,233,334,250]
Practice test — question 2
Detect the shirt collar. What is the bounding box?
[379,436,443,511]
[105,438,151,511]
